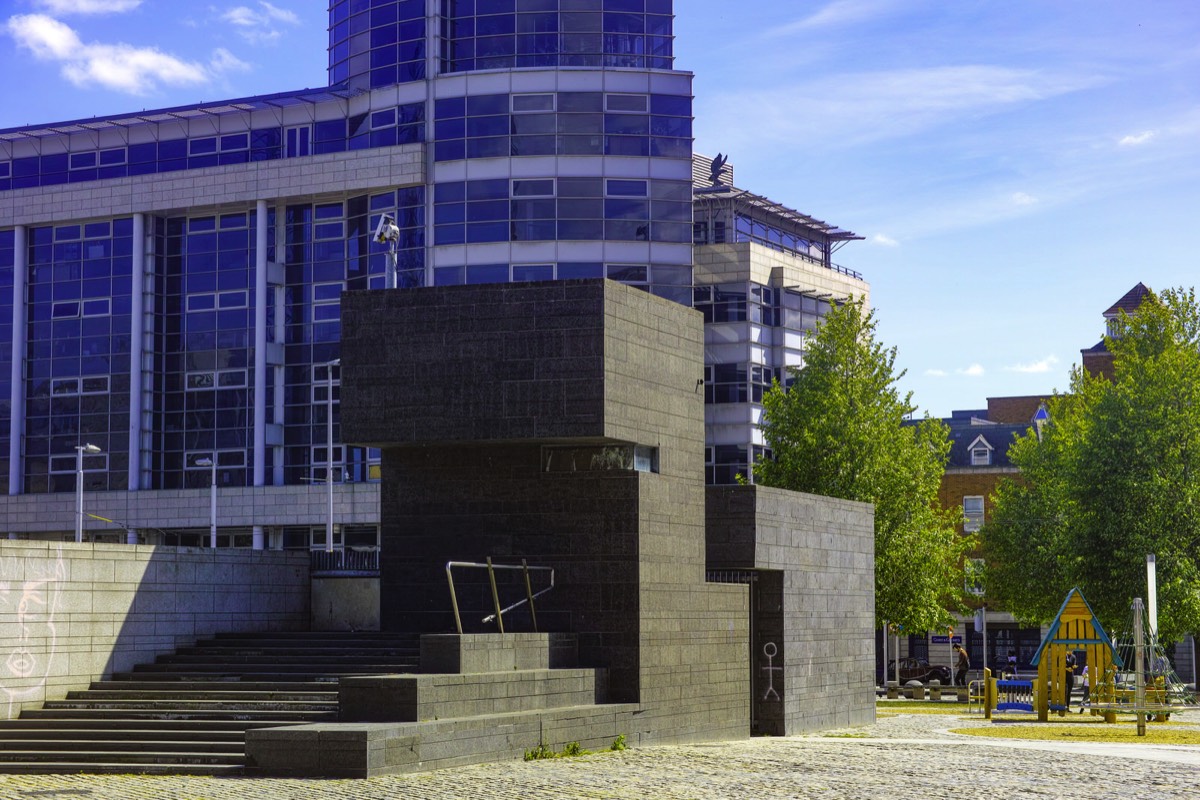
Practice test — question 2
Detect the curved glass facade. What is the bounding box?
[328,0,428,89]
[440,0,674,73]
[328,1,675,90]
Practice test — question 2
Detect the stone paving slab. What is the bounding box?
[2,709,1198,799]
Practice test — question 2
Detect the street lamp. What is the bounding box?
[75,443,102,543]
[195,456,217,548]
[325,359,340,554]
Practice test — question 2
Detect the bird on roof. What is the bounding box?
[709,153,729,186]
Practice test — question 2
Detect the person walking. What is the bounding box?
[1064,650,1077,710]
[953,643,970,687]
[1078,663,1090,713]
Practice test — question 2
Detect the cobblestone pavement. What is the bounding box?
[2,709,1198,800]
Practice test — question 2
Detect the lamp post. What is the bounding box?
[196,456,217,548]
[74,443,101,543]
[325,359,340,554]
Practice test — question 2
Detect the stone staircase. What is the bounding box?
[0,631,419,775]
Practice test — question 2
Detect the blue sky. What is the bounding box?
[3,0,1199,417]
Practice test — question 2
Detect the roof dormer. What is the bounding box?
[968,435,994,466]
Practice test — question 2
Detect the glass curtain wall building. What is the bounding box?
[0,2,866,547]
[0,0,699,548]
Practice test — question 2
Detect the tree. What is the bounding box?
[984,288,1200,643]
[753,299,968,634]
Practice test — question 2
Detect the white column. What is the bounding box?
[254,200,268,488]
[9,226,27,496]
[272,203,286,488]
[253,524,265,551]
[127,214,146,491]
[424,0,439,288]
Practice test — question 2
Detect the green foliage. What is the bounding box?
[984,288,1200,642]
[610,734,628,751]
[523,740,593,760]
[753,298,968,633]
[523,742,555,761]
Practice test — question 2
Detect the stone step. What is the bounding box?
[21,708,337,722]
[42,699,336,713]
[0,750,243,766]
[211,631,417,640]
[110,671,347,683]
[0,739,243,753]
[89,680,335,692]
[0,718,285,732]
[0,762,245,776]
[0,727,246,742]
[154,653,418,666]
[69,689,338,702]
[177,646,418,658]
[132,661,412,672]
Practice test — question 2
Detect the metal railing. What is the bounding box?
[445,558,555,635]
[310,548,380,575]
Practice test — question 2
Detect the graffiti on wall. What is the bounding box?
[761,641,781,702]
[0,547,65,718]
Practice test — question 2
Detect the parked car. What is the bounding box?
[886,657,952,684]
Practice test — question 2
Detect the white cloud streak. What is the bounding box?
[958,364,986,377]
[1005,355,1060,374]
[220,1,300,43]
[704,66,1104,153]
[872,233,900,247]
[6,14,237,95]
[34,0,141,14]
[1119,130,1157,147]
[766,0,905,37]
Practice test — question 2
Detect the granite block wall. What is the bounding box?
[707,485,875,733]
[340,280,749,744]
[0,541,308,719]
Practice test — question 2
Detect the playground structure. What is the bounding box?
[978,589,1196,733]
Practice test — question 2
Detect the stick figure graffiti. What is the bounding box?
[762,641,782,702]
[0,547,65,719]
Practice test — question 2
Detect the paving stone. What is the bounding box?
[1,708,1197,798]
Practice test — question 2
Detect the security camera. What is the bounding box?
[374,213,399,244]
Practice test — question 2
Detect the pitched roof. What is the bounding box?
[1104,282,1153,317]
[942,420,1028,468]
[1030,588,1122,667]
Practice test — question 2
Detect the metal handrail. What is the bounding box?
[445,559,555,635]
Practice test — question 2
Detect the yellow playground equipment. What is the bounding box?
[1029,588,1118,721]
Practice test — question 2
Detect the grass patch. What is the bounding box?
[952,722,1200,745]
[876,701,974,715]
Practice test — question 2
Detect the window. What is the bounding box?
[512,179,554,197]
[606,94,649,113]
[513,94,554,112]
[963,496,984,532]
[607,179,648,197]
[311,445,345,482]
[968,435,993,466]
[187,369,245,390]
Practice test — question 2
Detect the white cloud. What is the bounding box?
[1119,130,1157,147]
[220,1,299,43]
[766,0,905,36]
[34,0,142,14]
[1005,355,1059,374]
[704,66,1103,153]
[958,364,986,377]
[210,47,250,74]
[7,14,213,95]
[925,368,948,378]
[872,233,900,247]
[1011,191,1039,206]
